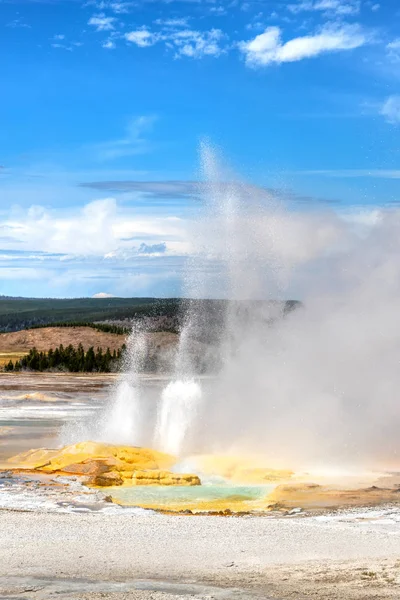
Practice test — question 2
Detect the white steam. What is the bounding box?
[70,144,400,470]
[185,147,400,468]
[154,380,202,456]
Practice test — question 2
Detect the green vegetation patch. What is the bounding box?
[0,297,180,332]
[3,343,127,373]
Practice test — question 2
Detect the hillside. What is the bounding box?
[0,296,301,333]
[0,296,180,332]
[0,297,302,372]
[0,327,128,353]
[0,327,183,373]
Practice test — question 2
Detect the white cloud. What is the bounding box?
[108,2,132,13]
[125,29,158,47]
[0,198,188,257]
[102,39,116,49]
[287,0,360,15]
[0,190,193,297]
[50,37,83,52]
[3,199,116,256]
[170,28,225,58]
[91,115,157,160]
[154,18,189,27]
[239,23,370,67]
[92,292,116,298]
[380,96,400,124]
[172,29,223,58]
[104,241,169,259]
[138,242,167,255]
[124,25,225,59]
[51,43,72,51]
[209,6,227,15]
[387,39,400,50]
[88,13,116,32]
[7,18,31,28]
[387,38,400,63]
[87,1,133,13]
[340,207,382,228]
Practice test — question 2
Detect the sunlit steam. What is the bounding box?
[154,380,202,455]
[73,143,400,470]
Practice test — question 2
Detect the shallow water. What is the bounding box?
[0,471,152,514]
[0,374,172,459]
[0,576,266,599]
[0,391,105,460]
[109,483,275,512]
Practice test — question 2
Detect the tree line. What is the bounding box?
[3,343,126,373]
[27,322,131,335]
[0,297,180,333]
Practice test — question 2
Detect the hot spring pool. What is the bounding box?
[108,484,276,513]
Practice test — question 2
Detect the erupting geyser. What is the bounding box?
[74,142,400,471]
[155,380,202,456]
[103,379,144,446]
[98,326,149,446]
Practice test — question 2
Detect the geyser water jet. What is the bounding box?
[77,142,400,472]
[98,325,149,446]
[155,142,288,457]
[155,380,202,456]
[61,324,150,447]
[102,379,143,446]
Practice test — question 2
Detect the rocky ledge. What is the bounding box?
[6,441,200,488]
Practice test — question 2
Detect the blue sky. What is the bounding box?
[1,0,400,298]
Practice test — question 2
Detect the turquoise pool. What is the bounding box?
[109,483,276,511]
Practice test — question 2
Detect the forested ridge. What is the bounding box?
[0,296,301,333]
[0,296,180,332]
[27,322,131,335]
[0,297,302,373]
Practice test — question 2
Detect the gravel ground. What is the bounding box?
[1,510,400,599]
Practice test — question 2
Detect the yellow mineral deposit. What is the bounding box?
[8,441,175,471]
[7,447,60,470]
[131,470,200,486]
[265,483,400,510]
[111,495,268,515]
[8,442,400,515]
[7,441,199,489]
[187,453,294,484]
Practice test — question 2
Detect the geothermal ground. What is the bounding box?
[2,510,400,599]
[2,374,400,599]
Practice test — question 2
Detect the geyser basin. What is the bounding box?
[4,441,286,513]
[8,441,400,515]
[108,483,275,514]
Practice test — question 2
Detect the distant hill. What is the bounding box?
[0,296,180,332]
[0,296,302,334]
[0,296,302,373]
[0,326,184,374]
[0,326,128,353]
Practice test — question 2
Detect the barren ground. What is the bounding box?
[0,327,127,353]
[1,511,400,599]
[0,327,179,354]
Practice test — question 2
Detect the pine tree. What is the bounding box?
[84,346,95,372]
[95,347,103,372]
[104,348,112,371]
[29,347,39,370]
[3,342,124,373]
